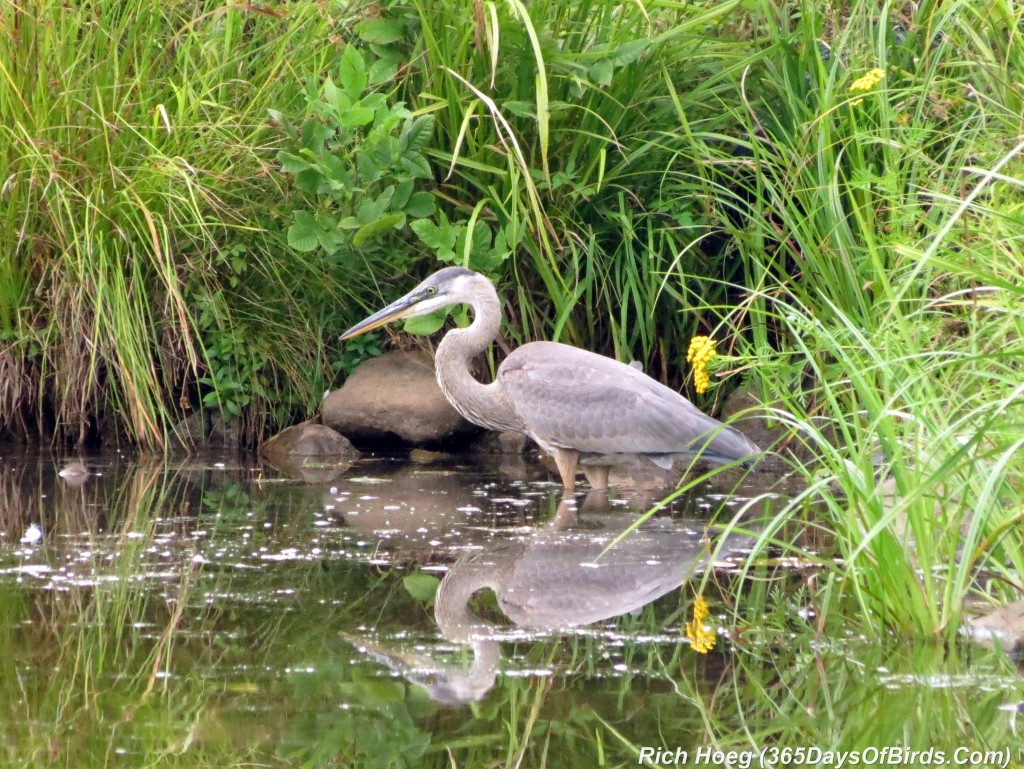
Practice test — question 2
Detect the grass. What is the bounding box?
[0,1,376,447]
[704,0,1024,638]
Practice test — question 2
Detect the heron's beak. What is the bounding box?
[340,293,419,340]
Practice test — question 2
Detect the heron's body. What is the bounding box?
[342,266,760,490]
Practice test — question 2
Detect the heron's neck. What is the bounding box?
[434,281,519,431]
[435,558,502,642]
[432,559,503,701]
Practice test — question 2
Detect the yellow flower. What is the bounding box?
[686,336,716,395]
[850,68,886,92]
[849,68,885,106]
[685,595,716,654]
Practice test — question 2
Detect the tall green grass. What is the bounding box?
[0,1,370,447]
[670,0,1024,636]
[398,0,751,363]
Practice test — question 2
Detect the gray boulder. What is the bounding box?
[261,422,357,459]
[260,422,358,483]
[323,350,481,449]
[472,430,530,455]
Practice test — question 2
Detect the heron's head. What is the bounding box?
[340,266,481,340]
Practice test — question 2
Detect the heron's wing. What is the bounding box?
[498,341,758,460]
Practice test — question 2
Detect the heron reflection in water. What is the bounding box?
[341,267,761,491]
[344,497,756,704]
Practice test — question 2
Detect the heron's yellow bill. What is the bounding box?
[340,294,418,340]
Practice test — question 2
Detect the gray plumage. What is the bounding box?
[341,267,761,489]
[500,341,757,462]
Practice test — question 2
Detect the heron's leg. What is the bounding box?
[580,489,609,513]
[550,499,578,528]
[582,465,609,492]
[551,448,579,490]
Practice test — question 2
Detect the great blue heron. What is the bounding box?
[341,267,760,490]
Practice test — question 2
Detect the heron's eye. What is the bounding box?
[425,286,436,295]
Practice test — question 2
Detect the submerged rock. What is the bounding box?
[472,430,530,455]
[965,600,1024,653]
[58,461,89,484]
[172,409,243,449]
[323,350,481,449]
[260,422,358,483]
[261,422,357,459]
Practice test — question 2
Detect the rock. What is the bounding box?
[472,430,530,455]
[171,408,244,449]
[719,383,823,472]
[260,423,358,482]
[323,350,481,449]
[208,412,242,448]
[173,410,210,449]
[964,600,1024,653]
[261,422,357,459]
[410,449,456,464]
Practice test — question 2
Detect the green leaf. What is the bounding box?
[356,18,405,44]
[356,196,386,225]
[339,105,375,127]
[322,76,351,115]
[288,212,320,252]
[502,100,535,118]
[269,108,298,141]
[404,191,435,218]
[311,213,343,252]
[399,115,435,153]
[357,148,383,182]
[391,179,414,210]
[338,44,368,98]
[300,120,335,150]
[293,168,322,194]
[475,223,493,253]
[471,249,505,272]
[317,227,344,252]
[368,56,399,85]
[320,154,353,189]
[402,573,440,602]
[410,217,457,252]
[361,92,388,112]
[353,213,405,246]
[403,312,447,336]
[610,38,649,66]
[400,151,432,179]
[590,58,613,87]
[278,152,310,176]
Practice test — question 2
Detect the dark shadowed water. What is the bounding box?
[0,450,1021,768]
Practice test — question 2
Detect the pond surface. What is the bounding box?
[0,450,1021,768]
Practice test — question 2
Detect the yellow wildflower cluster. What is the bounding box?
[849,68,885,106]
[685,595,716,654]
[686,336,716,395]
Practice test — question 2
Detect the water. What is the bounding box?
[0,451,1021,768]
